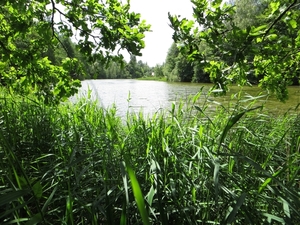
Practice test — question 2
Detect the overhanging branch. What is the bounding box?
[263,0,298,41]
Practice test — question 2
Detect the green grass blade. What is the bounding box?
[120,161,129,204]
[194,105,215,127]
[146,185,155,207]
[25,213,42,225]
[218,106,262,152]
[126,164,150,225]
[224,193,247,224]
[0,189,29,207]
[120,202,127,225]
[41,185,58,213]
[262,213,285,223]
[213,159,220,199]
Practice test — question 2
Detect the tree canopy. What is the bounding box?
[168,0,300,101]
[0,0,150,104]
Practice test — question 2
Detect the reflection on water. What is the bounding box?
[72,79,300,117]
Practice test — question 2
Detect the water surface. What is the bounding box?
[72,79,300,117]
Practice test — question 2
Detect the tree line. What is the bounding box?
[41,36,154,80]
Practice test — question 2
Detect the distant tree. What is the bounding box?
[127,55,143,78]
[141,62,153,77]
[154,64,164,77]
[88,61,107,79]
[164,42,180,81]
[175,54,194,82]
[164,42,208,82]
[137,60,152,77]
[193,61,210,83]
[231,0,269,29]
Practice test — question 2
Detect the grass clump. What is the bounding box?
[0,92,299,224]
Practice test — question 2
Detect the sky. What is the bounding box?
[126,0,194,67]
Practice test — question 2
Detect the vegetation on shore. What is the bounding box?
[1,92,299,224]
[136,76,167,81]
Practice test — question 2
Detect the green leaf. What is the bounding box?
[194,105,215,127]
[120,202,127,225]
[270,2,280,14]
[218,106,262,151]
[42,185,58,213]
[282,199,291,219]
[25,213,42,225]
[259,165,288,193]
[127,164,150,225]
[263,213,285,223]
[250,24,268,36]
[32,181,43,199]
[213,159,220,197]
[120,161,129,204]
[224,193,247,224]
[0,189,29,207]
[266,34,277,41]
[256,37,263,43]
[146,185,155,206]
[258,177,272,193]
[289,19,297,29]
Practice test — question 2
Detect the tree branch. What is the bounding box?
[50,0,56,38]
[263,0,298,41]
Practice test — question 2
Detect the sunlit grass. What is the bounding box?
[136,76,167,81]
[0,92,299,224]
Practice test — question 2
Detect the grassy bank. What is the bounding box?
[0,92,300,224]
[136,76,167,81]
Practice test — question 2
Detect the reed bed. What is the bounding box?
[0,92,299,224]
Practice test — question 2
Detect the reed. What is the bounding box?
[0,91,299,224]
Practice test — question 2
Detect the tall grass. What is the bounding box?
[0,91,299,224]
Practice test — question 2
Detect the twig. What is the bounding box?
[50,0,56,37]
[262,0,299,41]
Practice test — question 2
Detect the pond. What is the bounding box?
[72,79,300,117]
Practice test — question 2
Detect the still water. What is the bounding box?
[73,79,300,117]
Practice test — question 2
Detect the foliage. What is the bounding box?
[168,0,300,101]
[192,60,210,83]
[174,53,195,82]
[153,64,164,77]
[230,0,269,29]
[126,55,142,78]
[163,42,209,82]
[0,0,150,104]
[1,91,299,224]
[164,42,180,81]
[136,59,153,77]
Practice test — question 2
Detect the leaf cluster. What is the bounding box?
[0,0,151,104]
[169,0,300,101]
